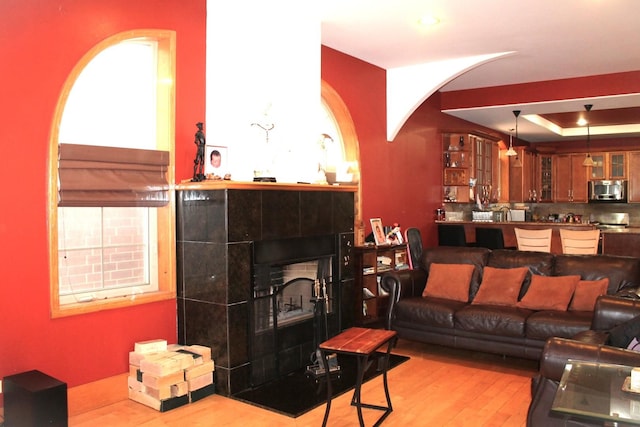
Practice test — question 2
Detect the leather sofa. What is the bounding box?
[380,246,640,360]
[527,295,640,426]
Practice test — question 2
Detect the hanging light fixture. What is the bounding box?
[506,110,521,156]
[582,104,594,167]
[511,110,522,166]
[506,128,517,156]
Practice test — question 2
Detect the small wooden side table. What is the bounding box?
[319,327,398,427]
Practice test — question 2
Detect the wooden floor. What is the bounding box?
[65,339,538,427]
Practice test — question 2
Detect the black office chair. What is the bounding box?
[475,227,506,250]
[404,227,423,269]
[437,224,467,247]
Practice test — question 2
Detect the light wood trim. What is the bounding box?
[49,30,177,318]
[176,180,358,192]
[321,80,362,229]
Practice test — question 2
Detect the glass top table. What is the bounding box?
[552,360,640,425]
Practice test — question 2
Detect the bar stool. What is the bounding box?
[475,227,506,250]
[437,224,467,247]
[514,228,552,252]
[404,227,423,269]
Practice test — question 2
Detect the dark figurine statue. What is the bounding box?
[192,122,206,182]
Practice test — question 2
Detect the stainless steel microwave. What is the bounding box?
[588,180,627,202]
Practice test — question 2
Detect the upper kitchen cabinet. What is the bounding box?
[627,152,640,202]
[443,133,499,204]
[509,148,537,203]
[554,154,588,202]
[588,152,627,180]
[538,154,553,202]
[443,133,472,203]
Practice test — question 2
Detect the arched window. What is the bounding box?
[321,80,362,225]
[49,30,176,317]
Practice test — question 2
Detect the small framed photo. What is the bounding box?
[370,218,388,246]
[204,145,228,178]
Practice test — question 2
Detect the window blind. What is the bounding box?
[58,143,170,207]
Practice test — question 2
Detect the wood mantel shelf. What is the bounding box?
[176,180,358,192]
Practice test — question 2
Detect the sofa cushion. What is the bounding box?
[423,263,474,302]
[569,278,609,311]
[423,247,490,300]
[455,305,530,337]
[471,266,528,306]
[526,310,592,340]
[395,297,466,329]
[487,249,554,299]
[517,275,580,311]
[555,254,640,294]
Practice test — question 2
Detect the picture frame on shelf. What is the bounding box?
[204,145,228,179]
[370,218,388,246]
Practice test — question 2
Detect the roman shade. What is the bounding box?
[58,143,170,207]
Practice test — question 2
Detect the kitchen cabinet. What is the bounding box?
[537,154,553,202]
[628,152,640,202]
[353,244,408,326]
[509,148,537,202]
[442,133,498,204]
[589,152,626,180]
[443,133,472,203]
[554,154,588,202]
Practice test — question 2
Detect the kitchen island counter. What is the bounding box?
[436,221,595,254]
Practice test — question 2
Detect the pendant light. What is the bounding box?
[582,104,594,167]
[506,129,517,156]
[506,110,520,156]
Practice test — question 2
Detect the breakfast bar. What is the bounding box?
[436,221,595,254]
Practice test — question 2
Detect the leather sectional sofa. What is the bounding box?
[380,246,640,360]
[527,295,640,426]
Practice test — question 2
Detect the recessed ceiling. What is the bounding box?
[320,0,640,142]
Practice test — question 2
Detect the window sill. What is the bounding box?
[51,290,176,318]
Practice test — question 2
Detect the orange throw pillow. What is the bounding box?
[569,278,609,311]
[423,263,475,302]
[517,275,580,311]
[472,266,528,306]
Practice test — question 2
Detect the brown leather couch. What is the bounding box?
[527,296,640,426]
[381,246,640,360]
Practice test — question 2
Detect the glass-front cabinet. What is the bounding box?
[443,133,472,203]
[589,152,626,180]
[442,132,498,204]
[538,154,553,202]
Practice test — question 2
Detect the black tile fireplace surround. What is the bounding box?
[176,184,355,396]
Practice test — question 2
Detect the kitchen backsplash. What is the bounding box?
[445,202,640,227]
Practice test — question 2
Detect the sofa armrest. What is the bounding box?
[380,269,427,299]
[379,269,427,330]
[592,295,640,331]
[539,337,640,382]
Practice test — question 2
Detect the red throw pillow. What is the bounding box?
[423,263,475,302]
[569,278,609,311]
[471,266,528,306]
[517,275,580,311]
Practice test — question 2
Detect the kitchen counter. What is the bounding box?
[436,221,595,254]
[602,228,640,257]
[600,227,640,234]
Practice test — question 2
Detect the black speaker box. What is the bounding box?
[3,370,68,427]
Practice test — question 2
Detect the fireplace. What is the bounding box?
[176,184,355,396]
[250,235,339,386]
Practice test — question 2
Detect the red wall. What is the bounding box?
[0,0,205,390]
[321,46,503,247]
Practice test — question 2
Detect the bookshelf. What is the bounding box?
[353,244,408,326]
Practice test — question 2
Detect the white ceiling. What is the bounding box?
[320,0,640,142]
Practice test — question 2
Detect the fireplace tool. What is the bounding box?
[306,279,341,379]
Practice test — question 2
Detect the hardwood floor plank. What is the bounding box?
[66,339,538,426]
